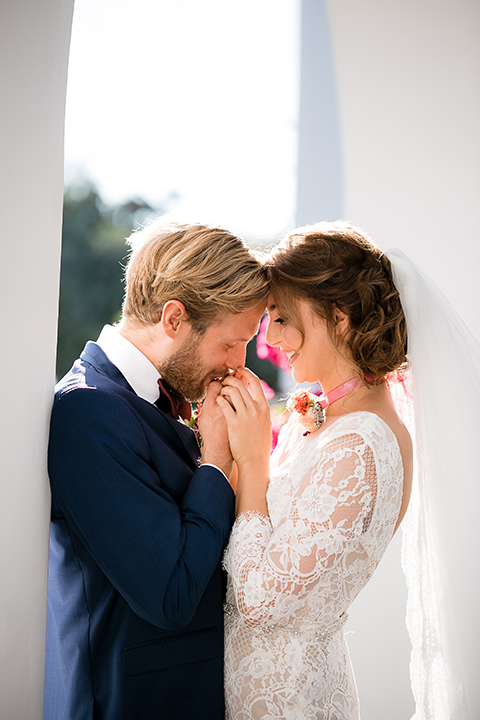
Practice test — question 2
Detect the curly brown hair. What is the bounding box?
[268,221,407,381]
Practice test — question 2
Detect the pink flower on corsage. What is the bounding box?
[286,389,325,434]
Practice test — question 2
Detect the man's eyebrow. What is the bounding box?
[229,336,253,344]
[235,330,260,343]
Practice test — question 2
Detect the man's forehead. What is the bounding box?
[211,307,265,341]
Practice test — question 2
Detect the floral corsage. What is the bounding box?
[286,390,325,435]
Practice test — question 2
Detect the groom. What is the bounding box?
[44,218,268,720]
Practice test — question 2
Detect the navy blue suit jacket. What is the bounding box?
[44,342,235,720]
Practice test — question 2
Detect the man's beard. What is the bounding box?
[158,332,229,403]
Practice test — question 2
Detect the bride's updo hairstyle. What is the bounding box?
[268,221,407,382]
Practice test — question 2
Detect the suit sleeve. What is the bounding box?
[48,387,235,630]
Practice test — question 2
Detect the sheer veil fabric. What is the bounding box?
[388,250,480,720]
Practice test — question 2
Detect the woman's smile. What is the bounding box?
[285,350,299,366]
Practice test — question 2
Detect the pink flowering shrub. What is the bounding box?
[256,316,289,370]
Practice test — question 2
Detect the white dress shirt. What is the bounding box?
[96,324,160,402]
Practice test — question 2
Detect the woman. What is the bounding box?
[216,221,414,719]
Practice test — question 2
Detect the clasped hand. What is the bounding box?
[197,380,234,478]
[216,367,272,472]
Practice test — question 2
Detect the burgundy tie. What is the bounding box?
[156,378,192,421]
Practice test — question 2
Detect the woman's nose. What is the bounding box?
[265,318,279,347]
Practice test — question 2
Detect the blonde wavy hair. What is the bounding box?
[122,217,269,332]
[268,221,407,381]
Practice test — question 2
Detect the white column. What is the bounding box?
[0,2,74,717]
[296,0,343,225]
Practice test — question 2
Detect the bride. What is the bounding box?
[216,221,413,719]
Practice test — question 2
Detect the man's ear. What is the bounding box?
[160,300,189,339]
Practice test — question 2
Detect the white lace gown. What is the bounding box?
[223,411,404,720]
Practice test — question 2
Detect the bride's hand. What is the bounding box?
[216,367,272,473]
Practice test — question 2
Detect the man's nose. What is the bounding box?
[228,344,247,369]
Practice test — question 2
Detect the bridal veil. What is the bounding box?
[388,250,480,720]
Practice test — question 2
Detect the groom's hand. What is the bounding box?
[198,380,234,479]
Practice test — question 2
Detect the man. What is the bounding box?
[44,218,268,720]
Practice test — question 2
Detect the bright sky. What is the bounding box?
[65,0,299,244]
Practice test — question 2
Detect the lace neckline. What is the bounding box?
[308,409,396,439]
[273,410,403,479]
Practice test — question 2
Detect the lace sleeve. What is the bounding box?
[223,432,378,627]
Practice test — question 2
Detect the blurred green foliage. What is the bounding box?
[56,182,156,378]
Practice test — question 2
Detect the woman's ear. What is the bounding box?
[333,306,350,337]
[160,300,188,339]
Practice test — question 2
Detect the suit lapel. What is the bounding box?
[158,412,201,467]
[81,342,201,467]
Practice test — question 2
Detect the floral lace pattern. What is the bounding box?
[223,411,403,719]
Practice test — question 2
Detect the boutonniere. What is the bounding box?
[182,402,203,448]
[286,390,325,434]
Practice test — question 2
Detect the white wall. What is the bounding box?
[327,0,480,340]
[0,2,73,717]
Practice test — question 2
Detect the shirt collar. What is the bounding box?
[96,324,160,404]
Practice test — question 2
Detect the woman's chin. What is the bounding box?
[291,368,306,384]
